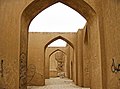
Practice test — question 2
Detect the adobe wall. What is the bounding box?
[45,47,69,79]
[0,0,120,89]
[49,51,67,77]
[77,29,83,86]
[82,26,91,87]
[99,1,120,89]
[49,53,58,77]
[0,0,96,89]
[77,26,93,88]
[27,32,76,86]
[67,45,74,80]
[0,1,22,89]
[80,21,102,89]
[84,0,120,89]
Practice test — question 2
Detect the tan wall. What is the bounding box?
[68,45,74,80]
[0,1,23,89]
[49,52,57,72]
[77,22,103,89]
[82,26,91,87]
[49,71,58,77]
[80,21,102,89]
[99,1,120,89]
[76,23,102,89]
[49,53,58,77]
[0,0,120,89]
[77,29,83,86]
[49,51,67,78]
[28,32,76,86]
[45,47,69,79]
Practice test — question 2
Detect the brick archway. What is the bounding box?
[20,0,101,89]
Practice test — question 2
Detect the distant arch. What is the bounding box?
[45,48,67,79]
[45,36,74,50]
[49,49,66,58]
[48,49,67,78]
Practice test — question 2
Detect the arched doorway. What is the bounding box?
[46,49,67,79]
[49,50,67,78]
[44,36,74,80]
[20,0,101,89]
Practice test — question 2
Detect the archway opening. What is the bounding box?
[49,50,67,78]
[45,38,74,82]
[20,0,100,89]
[29,2,87,32]
[48,39,67,47]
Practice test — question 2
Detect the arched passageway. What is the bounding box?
[44,36,74,49]
[27,32,76,86]
[20,0,101,89]
[44,36,74,80]
[29,2,87,32]
[49,50,67,78]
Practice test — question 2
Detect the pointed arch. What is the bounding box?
[20,0,98,88]
[44,36,74,50]
[49,49,66,58]
[48,49,67,78]
[21,0,96,28]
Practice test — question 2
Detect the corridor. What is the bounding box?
[27,78,90,89]
[1,0,120,89]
